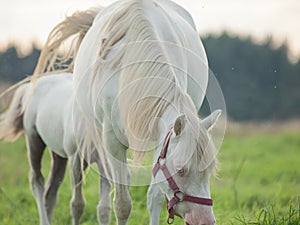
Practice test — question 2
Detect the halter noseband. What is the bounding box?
[152,128,213,224]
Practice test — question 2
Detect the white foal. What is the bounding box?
[0,73,111,225]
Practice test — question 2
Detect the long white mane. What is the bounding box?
[92,0,212,165]
[93,1,176,149]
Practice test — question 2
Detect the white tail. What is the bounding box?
[33,7,102,78]
[0,84,28,142]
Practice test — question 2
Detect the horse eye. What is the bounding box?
[176,167,185,176]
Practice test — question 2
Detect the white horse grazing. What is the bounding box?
[0,73,112,225]
[33,0,222,224]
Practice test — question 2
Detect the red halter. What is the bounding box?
[152,128,213,224]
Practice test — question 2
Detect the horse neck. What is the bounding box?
[152,105,174,161]
[154,91,200,154]
[157,105,178,136]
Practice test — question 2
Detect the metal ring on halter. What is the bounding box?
[158,157,166,165]
[174,190,185,202]
[167,217,174,224]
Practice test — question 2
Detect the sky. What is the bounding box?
[0,0,300,60]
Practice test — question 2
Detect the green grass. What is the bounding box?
[0,131,299,224]
[235,203,300,224]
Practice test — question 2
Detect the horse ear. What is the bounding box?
[201,109,222,131]
[174,115,185,136]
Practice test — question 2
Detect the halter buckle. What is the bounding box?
[174,190,185,202]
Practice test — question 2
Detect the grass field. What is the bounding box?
[0,128,299,224]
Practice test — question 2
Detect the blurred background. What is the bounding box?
[0,0,299,224]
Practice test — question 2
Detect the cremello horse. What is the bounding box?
[0,73,111,225]
[33,0,222,224]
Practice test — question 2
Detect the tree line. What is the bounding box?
[202,33,300,121]
[0,32,299,121]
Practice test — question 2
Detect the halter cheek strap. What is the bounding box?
[152,128,213,224]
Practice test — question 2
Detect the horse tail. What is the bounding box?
[32,7,102,79]
[0,84,28,142]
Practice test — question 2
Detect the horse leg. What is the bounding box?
[25,134,49,225]
[44,152,68,223]
[69,154,86,225]
[103,123,132,225]
[96,159,112,225]
[147,183,164,225]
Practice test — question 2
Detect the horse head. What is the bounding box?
[152,110,221,225]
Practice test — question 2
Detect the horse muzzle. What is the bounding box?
[184,210,216,225]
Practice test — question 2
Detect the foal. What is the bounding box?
[0,73,111,225]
